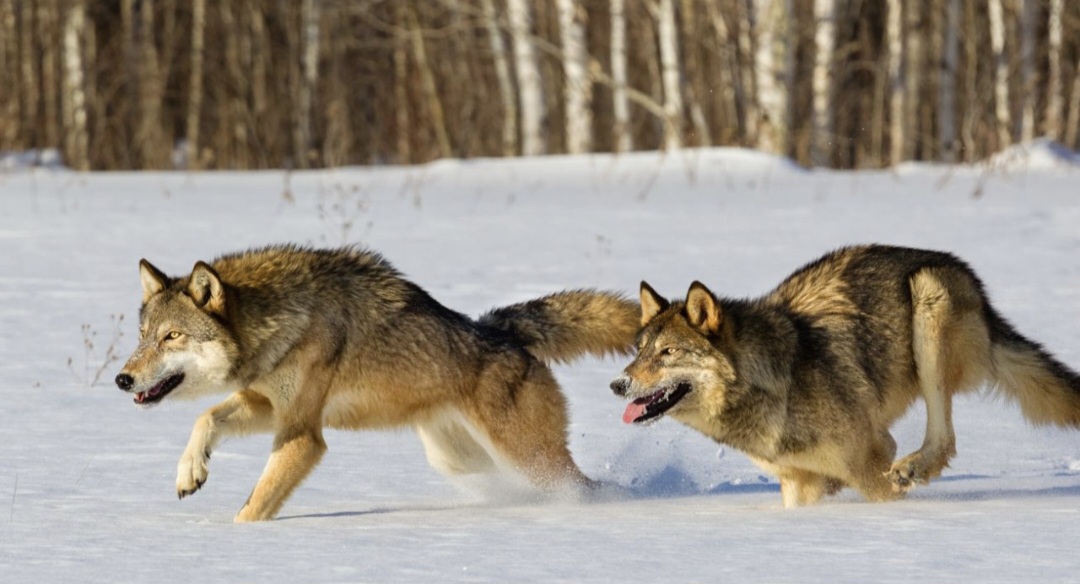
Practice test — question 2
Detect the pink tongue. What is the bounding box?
[623,402,646,424]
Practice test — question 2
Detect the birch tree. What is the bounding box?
[507,0,546,156]
[938,0,959,161]
[753,0,790,155]
[610,0,632,152]
[294,0,320,168]
[185,0,205,170]
[885,0,903,164]
[902,0,922,160]
[811,0,836,166]
[62,0,89,171]
[1045,0,1062,140]
[1019,0,1036,143]
[0,0,16,150]
[988,0,1012,148]
[557,0,592,154]
[654,0,683,150]
[480,0,517,156]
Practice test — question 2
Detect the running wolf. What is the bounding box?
[115,244,638,522]
[610,244,1080,507]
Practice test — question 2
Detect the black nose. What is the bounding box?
[610,377,628,396]
[115,373,134,391]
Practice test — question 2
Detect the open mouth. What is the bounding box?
[134,373,185,405]
[622,382,692,425]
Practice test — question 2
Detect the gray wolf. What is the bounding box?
[115,244,638,521]
[610,244,1080,507]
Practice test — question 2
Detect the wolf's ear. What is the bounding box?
[187,261,226,316]
[640,281,669,326]
[139,259,168,304]
[685,281,722,333]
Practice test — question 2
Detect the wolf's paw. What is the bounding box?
[886,447,951,493]
[176,447,211,499]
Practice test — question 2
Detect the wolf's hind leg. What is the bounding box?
[778,468,843,508]
[470,363,595,491]
[177,389,274,498]
[888,269,988,492]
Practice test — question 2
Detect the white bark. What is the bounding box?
[507,0,546,156]
[295,0,320,167]
[62,0,88,170]
[886,0,903,164]
[656,0,683,150]
[185,0,205,169]
[939,0,959,161]
[1019,0,1036,143]
[557,0,592,154]
[1046,0,1062,140]
[613,0,630,152]
[988,0,1011,148]
[480,0,517,156]
[902,0,920,160]
[811,0,835,166]
[753,0,789,155]
[610,0,632,153]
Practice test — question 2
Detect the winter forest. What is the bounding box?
[2,0,1079,171]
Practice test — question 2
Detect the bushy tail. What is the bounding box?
[988,306,1080,427]
[479,289,640,364]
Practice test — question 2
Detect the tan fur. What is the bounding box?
[117,244,639,521]
[612,245,1080,507]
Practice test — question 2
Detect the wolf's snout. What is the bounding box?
[610,376,629,396]
[115,373,134,391]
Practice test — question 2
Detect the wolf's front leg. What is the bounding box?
[176,390,275,498]
[234,426,327,522]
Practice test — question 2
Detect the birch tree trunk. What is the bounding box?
[1045,0,1062,140]
[1019,0,1036,143]
[705,0,739,144]
[988,0,1012,149]
[811,0,836,166]
[655,0,683,150]
[62,0,89,171]
[19,1,37,152]
[38,0,59,153]
[294,0,320,168]
[885,0,903,164]
[610,0,632,153]
[938,0,959,161]
[556,0,592,154]
[480,0,517,156]
[406,1,451,160]
[0,0,18,150]
[736,0,759,145]
[1065,60,1080,148]
[136,0,168,169]
[185,0,205,170]
[507,0,546,156]
[902,0,921,160]
[754,0,789,155]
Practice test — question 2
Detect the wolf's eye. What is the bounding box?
[660,347,679,356]
[164,331,182,341]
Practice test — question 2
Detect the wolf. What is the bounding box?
[610,244,1080,507]
[115,244,638,522]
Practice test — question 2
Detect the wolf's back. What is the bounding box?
[479,290,639,363]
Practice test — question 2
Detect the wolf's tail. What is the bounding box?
[479,289,640,364]
[987,305,1080,427]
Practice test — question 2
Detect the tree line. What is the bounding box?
[2,0,1078,171]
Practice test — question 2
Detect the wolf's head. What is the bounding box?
[115,259,241,407]
[609,281,736,425]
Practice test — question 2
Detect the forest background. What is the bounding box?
[2,0,1078,171]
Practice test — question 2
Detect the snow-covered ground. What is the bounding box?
[2,144,1080,583]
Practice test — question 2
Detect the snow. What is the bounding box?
[3,143,1080,583]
